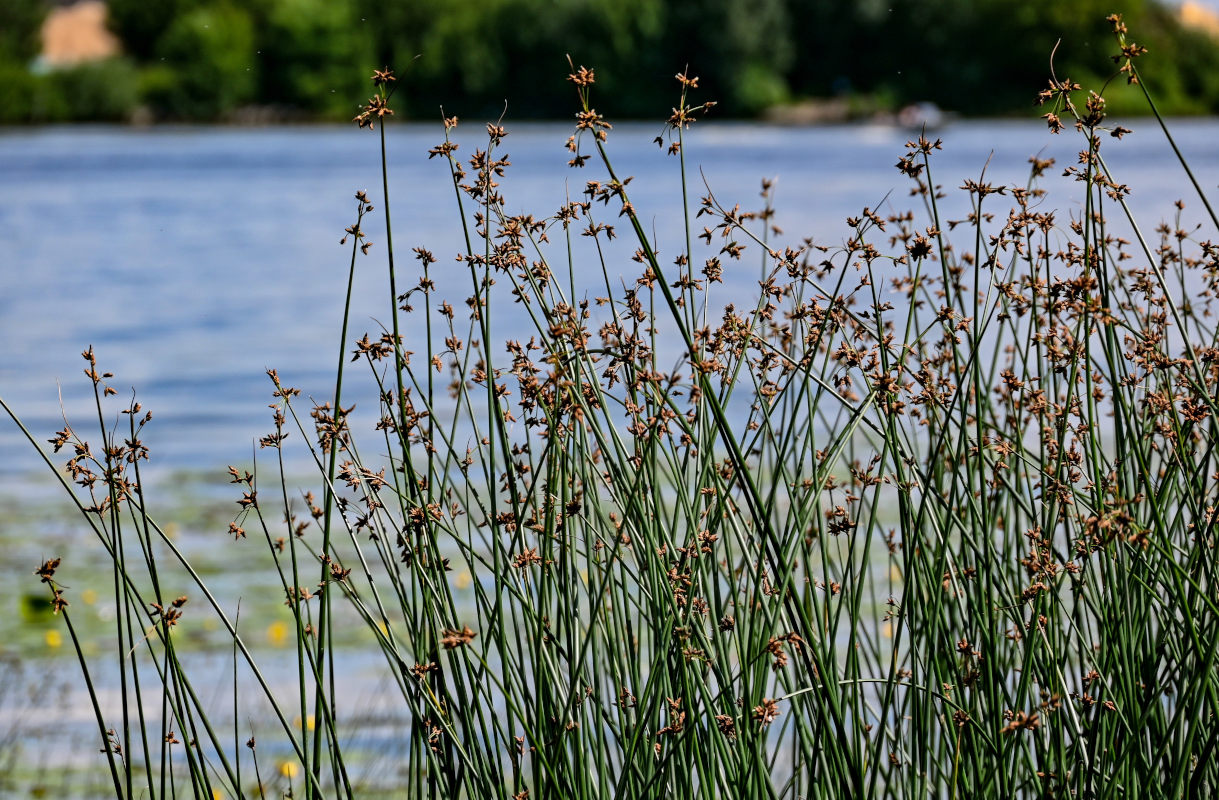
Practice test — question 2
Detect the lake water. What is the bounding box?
[3,118,1219,482]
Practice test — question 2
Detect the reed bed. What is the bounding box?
[5,15,1219,798]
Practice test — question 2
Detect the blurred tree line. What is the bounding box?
[2,0,1219,123]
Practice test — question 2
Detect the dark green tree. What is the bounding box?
[258,0,375,117]
[0,0,49,64]
[663,0,793,114]
[50,0,1219,121]
[147,3,257,119]
[49,59,142,121]
[106,0,207,61]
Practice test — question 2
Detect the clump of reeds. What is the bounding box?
[5,13,1219,798]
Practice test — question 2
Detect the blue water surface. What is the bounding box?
[3,118,1217,479]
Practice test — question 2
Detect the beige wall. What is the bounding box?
[41,0,121,67]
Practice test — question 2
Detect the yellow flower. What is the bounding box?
[267,620,289,647]
[292,714,316,732]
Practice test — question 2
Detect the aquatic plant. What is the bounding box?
[5,14,1219,798]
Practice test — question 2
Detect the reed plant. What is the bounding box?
[5,14,1219,798]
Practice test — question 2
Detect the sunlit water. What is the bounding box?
[5,119,1219,482]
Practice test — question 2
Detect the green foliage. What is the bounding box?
[0,58,137,124]
[105,0,207,61]
[149,4,258,119]
[880,0,1146,112]
[0,0,49,65]
[259,0,375,117]
[0,62,41,123]
[665,0,792,114]
[0,0,51,124]
[361,0,786,119]
[786,0,1219,115]
[21,0,1219,121]
[1170,29,1219,108]
[47,58,141,122]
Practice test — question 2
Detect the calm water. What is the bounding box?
[3,119,1219,480]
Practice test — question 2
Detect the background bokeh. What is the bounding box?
[4,0,1219,123]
